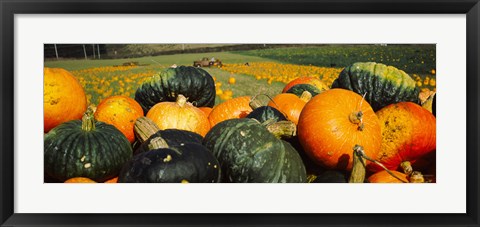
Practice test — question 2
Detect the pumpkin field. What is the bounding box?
[44,44,436,183]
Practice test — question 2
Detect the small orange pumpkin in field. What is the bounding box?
[64,177,97,183]
[370,102,436,173]
[367,170,408,183]
[44,67,87,132]
[146,95,210,137]
[208,96,252,127]
[94,95,144,143]
[228,77,236,84]
[297,89,382,170]
[268,91,312,125]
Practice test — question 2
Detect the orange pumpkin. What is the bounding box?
[146,94,210,137]
[44,67,87,132]
[282,77,328,93]
[228,77,236,84]
[367,170,408,183]
[297,89,382,170]
[208,96,252,127]
[268,91,312,125]
[199,107,213,117]
[104,177,118,183]
[370,102,436,173]
[94,95,144,143]
[64,177,97,183]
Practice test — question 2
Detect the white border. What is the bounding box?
[15,14,466,213]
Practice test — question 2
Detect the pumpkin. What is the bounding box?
[133,116,204,155]
[246,106,287,123]
[199,107,213,117]
[370,102,436,173]
[118,139,221,183]
[203,118,306,183]
[368,170,408,183]
[331,62,420,111]
[44,109,133,182]
[146,95,210,137]
[286,84,323,97]
[64,177,97,183]
[228,77,236,84]
[268,91,312,125]
[297,89,382,170]
[44,67,87,132]
[104,177,118,183]
[94,95,144,143]
[282,77,329,93]
[134,65,215,113]
[208,96,252,127]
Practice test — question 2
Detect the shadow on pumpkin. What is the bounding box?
[336,154,350,170]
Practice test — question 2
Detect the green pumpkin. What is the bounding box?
[134,65,215,113]
[286,84,322,97]
[331,62,420,111]
[118,143,221,183]
[203,118,306,183]
[44,109,132,182]
[246,106,287,123]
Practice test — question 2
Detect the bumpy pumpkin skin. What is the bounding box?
[208,96,252,127]
[297,89,382,170]
[146,95,210,137]
[370,102,436,172]
[135,66,215,113]
[368,170,408,183]
[44,119,133,182]
[118,143,221,183]
[246,106,287,123]
[134,129,204,155]
[331,62,420,111]
[94,95,144,143]
[44,68,87,132]
[203,118,307,183]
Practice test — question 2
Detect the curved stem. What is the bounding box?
[349,145,366,183]
[400,161,413,175]
[357,149,409,183]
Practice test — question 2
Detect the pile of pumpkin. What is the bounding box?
[44,62,436,183]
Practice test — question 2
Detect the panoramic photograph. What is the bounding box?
[43,44,436,183]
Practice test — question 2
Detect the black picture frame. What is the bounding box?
[1,0,479,226]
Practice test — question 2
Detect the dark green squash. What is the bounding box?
[118,141,221,183]
[44,108,132,182]
[203,118,306,183]
[133,117,203,155]
[134,65,215,113]
[331,62,420,111]
[246,106,287,123]
[286,84,322,97]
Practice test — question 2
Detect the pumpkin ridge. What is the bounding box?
[62,130,84,180]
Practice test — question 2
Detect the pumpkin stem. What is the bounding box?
[408,171,425,183]
[400,161,413,175]
[176,94,188,108]
[148,137,170,150]
[349,111,364,131]
[249,98,263,109]
[357,149,409,183]
[265,120,297,139]
[134,117,161,144]
[81,107,96,132]
[349,145,366,183]
[299,91,313,102]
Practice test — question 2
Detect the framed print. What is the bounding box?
[1,0,479,226]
